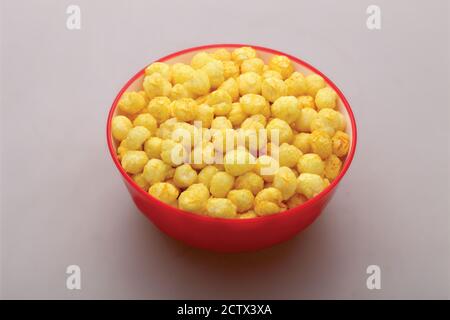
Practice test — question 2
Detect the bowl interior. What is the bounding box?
[110,46,354,153]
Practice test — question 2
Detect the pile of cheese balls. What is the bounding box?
[112,46,350,219]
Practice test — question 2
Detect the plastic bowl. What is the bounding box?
[107,44,357,253]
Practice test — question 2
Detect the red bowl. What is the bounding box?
[107,44,357,253]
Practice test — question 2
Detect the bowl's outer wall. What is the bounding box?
[108,44,356,253]
[125,179,336,252]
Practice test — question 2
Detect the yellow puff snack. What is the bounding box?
[197,165,219,189]
[239,93,267,116]
[223,148,256,176]
[190,51,216,69]
[297,96,315,109]
[269,55,294,79]
[238,72,262,95]
[160,139,187,167]
[171,98,197,122]
[118,91,147,114]
[324,154,342,180]
[227,189,254,213]
[332,131,350,157]
[173,164,198,188]
[272,166,297,200]
[228,102,247,127]
[315,87,337,110]
[218,77,239,102]
[144,136,163,159]
[195,103,214,128]
[231,46,257,66]
[271,96,301,123]
[206,198,237,218]
[261,77,288,103]
[254,187,283,216]
[142,158,168,184]
[202,60,225,89]
[255,155,279,182]
[285,72,307,96]
[124,126,151,150]
[212,48,231,61]
[206,89,232,116]
[133,113,157,135]
[262,70,283,80]
[178,183,210,213]
[310,130,333,160]
[234,172,264,195]
[278,143,302,168]
[171,63,195,85]
[266,118,293,144]
[148,96,172,123]
[143,73,172,99]
[184,69,211,96]
[121,151,149,174]
[112,115,133,141]
[292,133,312,154]
[297,173,327,199]
[305,74,326,97]
[132,173,150,191]
[223,61,240,79]
[297,153,325,175]
[210,171,235,198]
[145,62,171,81]
[148,182,179,205]
[287,193,307,209]
[241,58,265,74]
[294,107,317,133]
[170,83,191,100]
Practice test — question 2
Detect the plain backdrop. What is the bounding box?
[0,0,449,299]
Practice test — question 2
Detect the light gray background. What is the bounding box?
[1,0,449,299]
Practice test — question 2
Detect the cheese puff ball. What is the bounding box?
[145,62,171,81]
[124,126,151,150]
[173,164,198,189]
[148,96,172,123]
[118,91,147,114]
[157,117,178,140]
[202,60,225,89]
[144,136,163,159]
[194,103,214,128]
[297,96,315,109]
[292,133,312,154]
[269,55,294,79]
[241,58,265,74]
[271,96,301,123]
[239,211,257,219]
[278,143,302,168]
[112,115,133,141]
[138,90,149,104]
[287,193,307,209]
[211,116,233,130]
[318,108,345,131]
[261,77,288,103]
[297,153,325,175]
[263,70,283,80]
[170,83,191,100]
[171,98,197,122]
[224,148,256,176]
[117,140,129,160]
[239,94,267,116]
[228,103,247,127]
[148,182,179,205]
[310,116,335,137]
[315,87,337,110]
[218,77,239,102]
[297,173,327,199]
[198,165,219,189]
[206,198,237,218]
[171,63,195,85]
[273,166,297,200]
[160,139,187,166]
[310,130,333,159]
[210,171,235,197]
[231,46,257,66]
[121,151,149,174]
[142,158,169,184]
[294,107,317,132]
[235,172,264,195]
[285,72,307,96]
[190,141,215,170]
[305,74,326,97]
[133,113,157,135]
[212,48,231,61]
[332,131,350,157]
[238,72,262,95]
[254,187,283,216]
[184,69,211,96]
[206,89,232,116]
[143,73,172,99]
[223,61,240,79]
[178,183,210,213]
[324,154,342,180]
[266,118,293,144]
[132,173,150,191]
[190,51,216,69]
[227,189,254,213]
[255,155,279,182]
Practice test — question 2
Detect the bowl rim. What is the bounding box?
[106,43,357,223]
